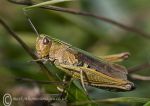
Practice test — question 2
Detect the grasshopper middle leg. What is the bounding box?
[55,64,90,95]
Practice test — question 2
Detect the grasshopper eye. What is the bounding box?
[43,37,50,45]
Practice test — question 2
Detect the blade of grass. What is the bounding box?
[24,0,72,10]
[144,101,150,106]
[70,97,150,105]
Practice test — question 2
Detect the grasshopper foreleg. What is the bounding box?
[29,58,49,64]
[61,76,73,99]
[57,76,73,99]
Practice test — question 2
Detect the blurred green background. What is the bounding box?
[0,0,150,106]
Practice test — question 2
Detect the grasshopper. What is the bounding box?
[35,34,135,92]
[23,7,135,93]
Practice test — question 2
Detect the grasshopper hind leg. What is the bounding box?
[100,52,130,63]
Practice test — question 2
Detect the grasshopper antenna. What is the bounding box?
[23,9,40,37]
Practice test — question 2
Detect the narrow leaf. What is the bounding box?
[71,97,150,105]
[24,0,72,10]
[144,101,150,106]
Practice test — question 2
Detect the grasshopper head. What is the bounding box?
[36,34,52,59]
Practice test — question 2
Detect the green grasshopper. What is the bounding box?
[35,34,135,92]
[23,3,135,93]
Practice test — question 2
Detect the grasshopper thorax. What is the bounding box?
[36,34,52,59]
